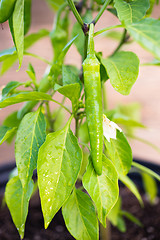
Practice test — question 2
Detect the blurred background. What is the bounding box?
[0,0,160,166]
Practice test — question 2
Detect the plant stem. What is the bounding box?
[51,98,71,114]
[94,24,123,36]
[67,0,84,27]
[24,51,51,65]
[92,0,111,25]
[112,28,127,55]
[100,220,111,240]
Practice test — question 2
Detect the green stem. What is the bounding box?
[112,29,127,55]
[54,2,68,27]
[87,23,95,56]
[94,24,123,36]
[51,98,71,114]
[24,51,51,65]
[67,0,84,27]
[92,0,111,25]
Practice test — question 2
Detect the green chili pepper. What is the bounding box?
[83,23,103,175]
[0,0,17,23]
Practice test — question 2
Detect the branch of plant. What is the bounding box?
[94,24,123,36]
[67,0,84,27]
[92,0,111,25]
[24,51,51,65]
[50,98,72,114]
[112,28,127,55]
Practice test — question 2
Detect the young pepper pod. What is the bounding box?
[83,23,103,175]
[0,0,17,23]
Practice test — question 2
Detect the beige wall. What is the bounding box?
[0,1,160,165]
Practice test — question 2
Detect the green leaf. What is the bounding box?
[127,18,160,60]
[5,176,34,239]
[2,81,23,97]
[0,92,53,108]
[146,0,156,17]
[113,113,145,128]
[62,189,99,240]
[114,0,150,25]
[119,175,143,205]
[132,161,160,181]
[3,111,21,128]
[9,0,24,68]
[104,131,132,176]
[79,121,90,144]
[102,51,139,95]
[55,83,81,113]
[46,0,64,11]
[24,0,32,35]
[72,22,85,58]
[117,216,126,232]
[3,111,21,143]
[107,197,121,226]
[120,210,142,227]
[142,173,158,203]
[62,65,82,89]
[0,126,17,145]
[26,63,36,81]
[37,119,82,228]
[83,155,119,227]
[15,108,46,188]
[0,54,18,75]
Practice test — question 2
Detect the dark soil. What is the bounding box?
[0,187,160,240]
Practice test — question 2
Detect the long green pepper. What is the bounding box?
[83,23,103,175]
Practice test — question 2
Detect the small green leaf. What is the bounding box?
[62,189,99,240]
[3,111,21,143]
[2,81,23,97]
[114,0,150,25]
[102,51,139,95]
[104,131,132,176]
[62,65,82,89]
[127,18,160,60]
[113,113,146,128]
[9,0,24,68]
[56,83,81,113]
[117,216,126,232]
[119,175,143,205]
[0,126,17,145]
[15,108,46,188]
[132,161,160,181]
[120,210,142,227]
[107,197,121,226]
[5,176,34,239]
[46,0,64,11]
[37,119,82,228]
[142,173,158,203]
[26,63,36,81]
[72,22,85,58]
[24,29,49,49]
[83,155,119,227]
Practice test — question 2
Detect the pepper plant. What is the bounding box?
[0,0,160,239]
